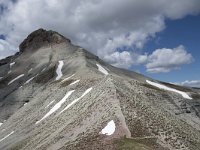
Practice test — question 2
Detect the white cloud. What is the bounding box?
[145,45,193,73]
[0,39,16,59]
[0,0,199,68]
[104,51,148,68]
[175,80,200,88]
[104,51,133,68]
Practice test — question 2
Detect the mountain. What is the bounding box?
[0,29,200,150]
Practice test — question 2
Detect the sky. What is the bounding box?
[0,0,200,87]
[133,15,200,85]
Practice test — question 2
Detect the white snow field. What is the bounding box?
[146,80,192,99]
[100,120,116,136]
[61,74,75,83]
[0,131,14,143]
[0,123,3,127]
[69,80,80,86]
[9,62,15,68]
[45,100,55,108]
[36,90,75,124]
[60,87,93,114]
[96,64,108,75]
[8,74,24,85]
[56,60,64,80]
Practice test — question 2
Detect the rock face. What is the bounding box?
[0,29,200,150]
[19,28,71,53]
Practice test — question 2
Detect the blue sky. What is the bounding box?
[0,0,200,87]
[134,15,200,83]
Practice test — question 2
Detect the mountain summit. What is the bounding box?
[19,28,71,53]
[0,29,200,150]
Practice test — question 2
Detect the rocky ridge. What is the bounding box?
[0,29,200,150]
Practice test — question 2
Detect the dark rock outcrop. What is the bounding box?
[19,28,71,53]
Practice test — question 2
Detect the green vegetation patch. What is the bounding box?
[115,137,154,150]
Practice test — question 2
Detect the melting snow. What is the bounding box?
[56,60,64,80]
[96,64,108,75]
[41,67,46,72]
[146,80,192,99]
[24,77,35,84]
[69,80,80,86]
[100,120,116,136]
[28,68,33,73]
[8,74,24,85]
[45,100,55,108]
[10,62,15,68]
[36,90,74,124]
[61,74,75,83]
[60,87,92,114]
[0,131,14,143]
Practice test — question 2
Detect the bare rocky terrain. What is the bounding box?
[0,29,200,150]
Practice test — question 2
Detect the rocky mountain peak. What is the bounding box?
[0,29,200,150]
[19,28,71,53]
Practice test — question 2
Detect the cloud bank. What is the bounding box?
[0,0,200,72]
[175,80,200,88]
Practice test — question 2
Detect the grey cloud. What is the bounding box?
[0,0,199,69]
[175,80,200,88]
[0,39,16,59]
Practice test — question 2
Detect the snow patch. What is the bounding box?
[61,74,75,83]
[45,100,55,108]
[10,62,15,68]
[8,74,24,85]
[100,120,116,136]
[96,64,109,75]
[69,80,80,86]
[41,67,46,72]
[24,76,35,85]
[0,123,3,127]
[56,60,64,80]
[36,90,74,124]
[0,131,14,143]
[60,87,92,114]
[28,68,33,73]
[146,80,192,99]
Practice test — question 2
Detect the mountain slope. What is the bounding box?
[0,29,200,150]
